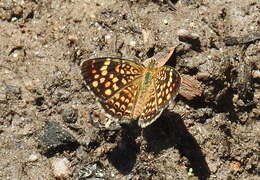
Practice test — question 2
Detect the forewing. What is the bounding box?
[81,58,144,101]
[81,58,144,119]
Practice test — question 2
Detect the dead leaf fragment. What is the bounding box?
[179,74,203,100]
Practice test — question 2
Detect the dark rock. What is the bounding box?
[38,121,79,157]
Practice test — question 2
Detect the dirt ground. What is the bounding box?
[0,0,259,179]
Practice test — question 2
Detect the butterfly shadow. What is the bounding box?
[143,111,210,180]
[107,121,141,175]
[106,111,210,179]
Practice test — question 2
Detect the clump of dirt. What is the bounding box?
[0,0,259,179]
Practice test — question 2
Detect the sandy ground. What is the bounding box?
[0,0,259,179]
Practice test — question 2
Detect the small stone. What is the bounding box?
[177,29,200,41]
[129,40,136,47]
[51,158,70,179]
[11,17,18,22]
[177,29,189,37]
[23,78,34,91]
[68,35,77,42]
[104,34,112,41]
[62,108,78,123]
[252,70,260,79]
[163,19,168,25]
[28,153,39,162]
[187,168,194,176]
[230,161,242,172]
[232,94,239,104]
[12,52,18,58]
[53,89,70,103]
[237,99,245,106]
[196,72,211,80]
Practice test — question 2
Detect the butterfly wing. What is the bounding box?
[138,66,181,128]
[103,82,140,119]
[81,58,144,119]
[154,66,181,109]
[138,81,159,128]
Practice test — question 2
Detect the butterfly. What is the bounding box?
[81,57,181,128]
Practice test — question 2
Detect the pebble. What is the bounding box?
[252,70,260,79]
[196,72,211,80]
[68,35,77,42]
[177,29,200,41]
[129,40,136,47]
[104,34,112,40]
[163,19,168,25]
[28,153,39,162]
[62,108,78,123]
[51,158,70,179]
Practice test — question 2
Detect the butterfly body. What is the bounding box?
[81,58,181,128]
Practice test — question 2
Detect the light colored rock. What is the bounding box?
[51,158,70,179]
